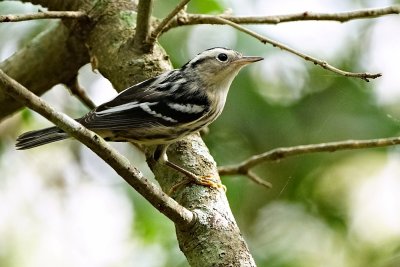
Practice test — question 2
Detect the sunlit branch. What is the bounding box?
[0,11,86,23]
[133,0,154,52]
[148,0,191,44]
[0,69,194,227]
[165,6,400,30]
[212,17,381,81]
[219,137,400,181]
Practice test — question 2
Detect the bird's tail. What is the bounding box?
[16,126,69,150]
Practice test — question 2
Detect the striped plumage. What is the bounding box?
[16,48,262,190]
[17,48,262,150]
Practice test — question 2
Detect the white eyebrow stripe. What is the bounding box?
[168,103,206,113]
[96,101,140,115]
[140,103,178,123]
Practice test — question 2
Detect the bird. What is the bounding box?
[16,47,263,190]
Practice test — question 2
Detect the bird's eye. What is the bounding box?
[217,53,228,62]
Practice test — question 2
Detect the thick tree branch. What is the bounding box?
[211,17,381,81]
[149,134,256,266]
[0,11,86,22]
[0,68,194,227]
[165,6,400,30]
[219,137,400,179]
[133,0,153,52]
[0,22,89,121]
[148,0,191,44]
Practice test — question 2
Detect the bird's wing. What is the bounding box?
[79,71,210,130]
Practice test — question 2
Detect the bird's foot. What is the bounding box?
[168,174,226,195]
[195,175,226,191]
[162,157,225,194]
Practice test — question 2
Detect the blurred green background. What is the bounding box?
[1,0,400,266]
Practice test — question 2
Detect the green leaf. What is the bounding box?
[187,0,225,14]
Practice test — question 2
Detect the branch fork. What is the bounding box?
[219,137,400,188]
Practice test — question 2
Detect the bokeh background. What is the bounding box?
[1,0,400,266]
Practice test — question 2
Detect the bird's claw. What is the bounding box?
[168,175,226,195]
[196,175,226,192]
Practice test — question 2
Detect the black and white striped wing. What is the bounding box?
[79,71,210,130]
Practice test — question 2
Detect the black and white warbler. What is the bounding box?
[16,47,263,189]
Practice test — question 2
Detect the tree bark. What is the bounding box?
[156,136,256,266]
[0,21,88,120]
[1,0,257,265]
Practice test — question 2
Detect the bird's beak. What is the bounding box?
[234,56,264,65]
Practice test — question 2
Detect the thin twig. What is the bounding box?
[0,69,194,227]
[148,0,191,44]
[0,11,87,23]
[66,77,96,110]
[219,137,400,176]
[133,0,154,52]
[212,17,381,81]
[247,171,272,189]
[165,6,400,30]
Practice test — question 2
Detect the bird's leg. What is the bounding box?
[153,145,226,193]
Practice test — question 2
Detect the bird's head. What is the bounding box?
[181,47,263,90]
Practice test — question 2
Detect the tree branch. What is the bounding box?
[247,171,273,189]
[161,6,397,81]
[65,77,96,110]
[0,68,194,227]
[210,17,381,81]
[0,22,89,121]
[133,0,154,52]
[219,136,400,178]
[165,6,400,30]
[148,0,191,44]
[0,11,86,23]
